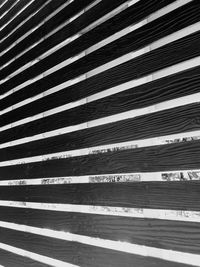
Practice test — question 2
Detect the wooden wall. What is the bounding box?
[0,0,200,266]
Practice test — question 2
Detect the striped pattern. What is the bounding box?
[0,0,200,266]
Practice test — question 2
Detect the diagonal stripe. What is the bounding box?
[0,220,199,266]
[0,242,78,267]
[0,129,200,165]
[0,201,200,223]
[0,169,199,186]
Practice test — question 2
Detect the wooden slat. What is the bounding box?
[0,0,29,29]
[1,30,200,127]
[0,248,50,267]
[0,0,175,80]
[0,0,127,69]
[1,0,199,96]
[0,0,49,42]
[0,0,71,55]
[0,181,199,210]
[0,206,199,255]
[0,0,16,18]
[0,227,193,267]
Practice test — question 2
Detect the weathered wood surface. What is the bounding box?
[0,0,200,266]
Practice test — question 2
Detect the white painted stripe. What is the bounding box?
[0,0,53,45]
[0,0,73,50]
[0,55,200,148]
[0,0,8,9]
[0,0,35,32]
[0,19,199,126]
[0,0,19,20]
[0,0,101,65]
[1,129,200,166]
[1,169,200,186]
[0,0,136,87]
[0,242,78,267]
[0,201,200,224]
[0,0,193,100]
[0,220,199,266]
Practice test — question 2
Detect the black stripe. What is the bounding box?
[0,0,49,42]
[0,0,29,30]
[0,0,126,69]
[0,181,199,210]
[1,0,199,96]
[0,0,15,18]
[0,227,192,267]
[0,0,175,80]
[0,99,200,157]
[0,206,199,255]
[0,0,83,55]
[1,32,200,129]
[2,139,200,176]
[0,248,50,267]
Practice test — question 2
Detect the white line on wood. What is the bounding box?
[0,242,78,267]
[0,0,193,101]
[0,201,200,223]
[0,169,200,186]
[0,129,200,166]
[0,219,199,266]
[0,55,200,149]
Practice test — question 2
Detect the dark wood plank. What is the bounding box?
[0,206,199,255]
[2,137,200,176]
[0,248,50,267]
[0,0,86,56]
[1,30,200,128]
[0,0,126,70]
[1,98,200,161]
[0,0,15,18]
[0,181,200,210]
[0,0,29,30]
[1,0,199,96]
[0,0,175,80]
[0,0,48,43]
[0,227,192,267]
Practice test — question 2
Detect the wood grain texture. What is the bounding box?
[0,0,48,43]
[1,31,200,127]
[0,181,199,210]
[0,0,126,70]
[0,0,175,80]
[0,0,90,57]
[0,99,200,155]
[0,0,29,29]
[0,1,200,266]
[0,206,200,255]
[0,0,16,18]
[0,227,192,267]
[1,0,199,96]
[1,67,200,161]
[0,248,50,267]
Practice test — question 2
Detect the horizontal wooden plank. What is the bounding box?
[0,206,199,255]
[0,0,127,70]
[2,132,200,171]
[0,0,92,58]
[0,0,48,42]
[0,0,16,18]
[1,0,199,96]
[0,98,200,151]
[0,248,50,267]
[0,227,193,267]
[0,0,175,80]
[0,0,29,30]
[1,30,200,130]
[0,181,199,210]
